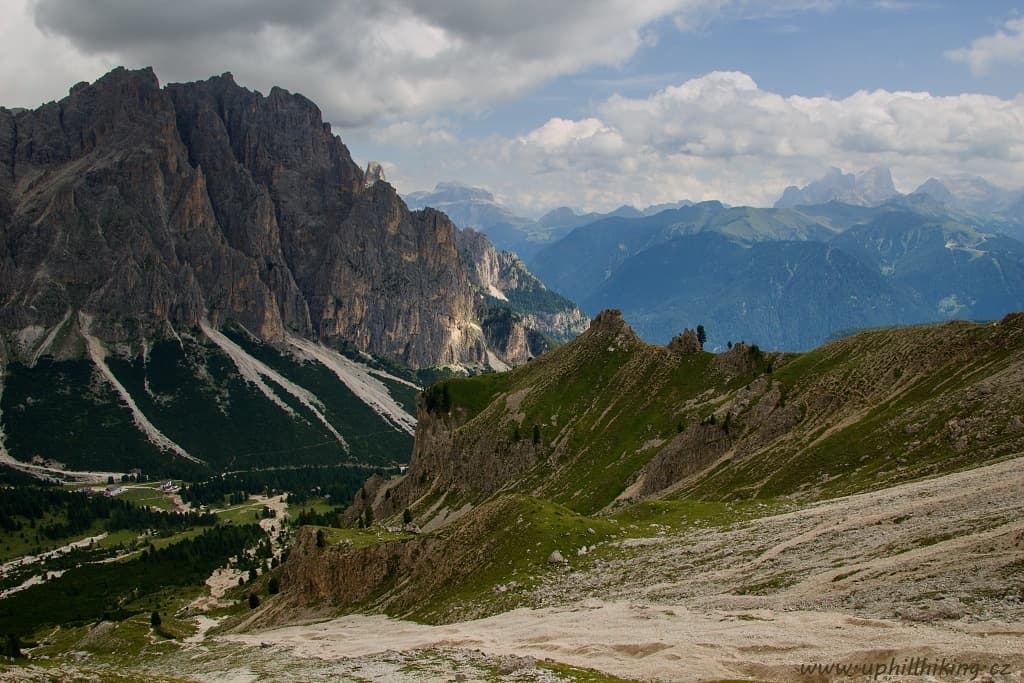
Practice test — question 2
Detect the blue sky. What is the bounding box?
[2,0,1022,214]
[460,1,1021,140]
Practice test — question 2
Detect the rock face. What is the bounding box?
[0,67,491,368]
[363,161,386,188]
[455,228,588,365]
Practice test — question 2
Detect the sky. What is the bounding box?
[1,0,1022,215]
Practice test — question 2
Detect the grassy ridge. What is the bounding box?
[681,318,1024,500]
[414,314,1024,517]
[419,318,771,515]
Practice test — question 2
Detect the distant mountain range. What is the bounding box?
[407,167,1024,263]
[404,182,691,258]
[776,167,1024,238]
[775,166,899,208]
[529,197,1024,351]
[404,168,1024,353]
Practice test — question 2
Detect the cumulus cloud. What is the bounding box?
[449,71,1024,213]
[12,0,850,124]
[22,0,689,125]
[947,17,1024,76]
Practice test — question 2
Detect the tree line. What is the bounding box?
[181,465,396,508]
[0,523,266,637]
[0,487,217,540]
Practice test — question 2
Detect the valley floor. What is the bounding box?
[2,456,1021,682]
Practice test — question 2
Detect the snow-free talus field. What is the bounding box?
[224,455,1024,682]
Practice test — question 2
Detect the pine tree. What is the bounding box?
[150,611,161,628]
[2,634,21,658]
[696,325,707,346]
[248,593,260,609]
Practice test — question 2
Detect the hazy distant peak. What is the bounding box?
[912,174,1022,216]
[642,199,693,216]
[609,205,643,218]
[538,206,578,226]
[775,166,898,208]
[405,181,497,207]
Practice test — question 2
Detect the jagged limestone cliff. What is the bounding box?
[0,68,595,478]
[0,67,491,369]
[455,228,588,365]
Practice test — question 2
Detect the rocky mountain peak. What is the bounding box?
[538,207,578,226]
[775,166,898,208]
[0,67,502,369]
[364,161,386,188]
[914,177,955,205]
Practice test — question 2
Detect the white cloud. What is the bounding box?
[520,118,624,154]
[0,0,112,109]
[5,1,1018,216]
[16,0,691,125]
[436,71,1024,213]
[947,16,1024,76]
[8,0,853,124]
[367,118,457,148]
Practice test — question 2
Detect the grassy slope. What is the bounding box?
[424,314,1024,512]
[419,317,771,515]
[402,494,619,622]
[317,314,1024,622]
[683,317,1024,500]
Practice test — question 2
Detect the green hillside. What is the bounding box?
[276,310,1024,626]
[367,309,1024,531]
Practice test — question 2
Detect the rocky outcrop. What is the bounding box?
[587,308,639,342]
[277,495,546,622]
[281,526,439,607]
[350,387,548,529]
[0,68,488,368]
[668,328,701,354]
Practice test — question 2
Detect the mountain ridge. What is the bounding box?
[530,197,1024,350]
[0,68,585,479]
[257,309,1024,628]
